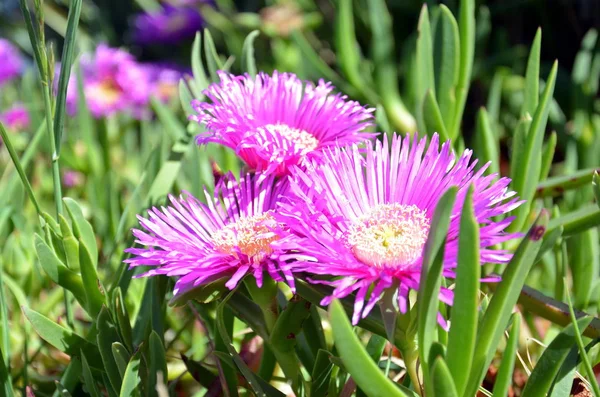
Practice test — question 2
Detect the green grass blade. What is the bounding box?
[203,29,224,82]
[335,0,365,92]
[547,204,600,238]
[423,90,450,141]
[79,240,106,317]
[418,187,457,393]
[119,345,142,397]
[521,28,542,117]
[431,357,459,397]
[151,97,187,141]
[491,313,520,397]
[464,210,549,397]
[570,228,599,308]
[433,5,460,127]
[53,0,82,154]
[81,352,102,397]
[241,30,259,75]
[521,316,593,397]
[415,5,434,133]
[0,347,13,397]
[329,299,407,397]
[475,108,500,177]
[149,331,168,393]
[446,186,479,395]
[0,123,42,216]
[190,32,209,98]
[536,166,600,198]
[97,306,125,394]
[449,0,475,140]
[0,261,10,372]
[539,131,557,181]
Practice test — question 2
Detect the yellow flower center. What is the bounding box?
[212,212,279,262]
[87,79,122,107]
[262,123,319,153]
[346,204,430,268]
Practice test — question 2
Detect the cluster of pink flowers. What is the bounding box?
[127,71,522,325]
[66,45,185,119]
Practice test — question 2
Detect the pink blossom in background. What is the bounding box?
[273,133,523,326]
[191,71,376,177]
[0,39,24,86]
[0,105,30,132]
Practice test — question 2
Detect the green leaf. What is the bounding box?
[475,108,500,177]
[241,30,260,76]
[311,350,335,397]
[521,317,593,396]
[22,307,101,365]
[593,172,600,208]
[510,61,558,232]
[464,210,549,397]
[0,261,11,372]
[446,186,479,395]
[149,331,168,394]
[449,0,475,140]
[79,240,105,317]
[81,352,102,397]
[415,5,434,133]
[151,97,186,142]
[539,132,557,181]
[521,28,542,118]
[569,228,599,308]
[190,32,209,98]
[269,295,311,353]
[491,314,520,397]
[335,0,365,92]
[63,198,97,268]
[0,123,41,215]
[536,166,600,198]
[53,0,82,154]
[418,187,457,392]
[119,345,143,397]
[55,381,73,397]
[422,90,450,141]
[433,5,460,127]
[178,79,196,117]
[34,234,87,306]
[97,306,124,394]
[181,354,217,388]
[431,357,458,397]
[329,299,406,397]
[113,288,133,352]
[0,346,14,397]
[59,215,80,270]
[547,204,600,238]
[112,342,130,377]
[203,29,223,82]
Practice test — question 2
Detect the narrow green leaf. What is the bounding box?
[449,0,475,140]
[63,197,97,267]
[53,0,82,153]
[423,90,450,141]
[22,307,101,365]
[593,172,600,208]
[311,349,335,397]
[521,28,542,118]
[119,346,143,397]
[146,137,193,205]
[431,357,458,397]
[79,240,105,317]
[329,299,406,397]
[151,98,186,142]
[491,314,520,397]
[269,296,311,353]
[181,354,217,388]
[521,317,593,396]
[465,210,549,397]
[475,108,500,177]
[418,187,458,392]
[178,79,196,117]
[335,0,365,91]
[0,261,11,372]
[55,381,73,397]
[446,186,479,395]
[149,331,168,394]
[190,32,209,98]
[539,131,557,181]
[433,5,460,126]
[113,288,133,352]
[97,306,125,394]
[241,30,260,76]
[0,346,13,397]
[0,122,42,215]
[547,204,600,238]
[112,342,129,377]
[81,352,102,397]
[59,215,80,270]
[570,228,599,308]
[536,166,600,198]
[415,5,434,133]
[203,29,223,82]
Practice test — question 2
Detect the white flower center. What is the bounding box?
[346,204,430,268]
[261,123,319,153]
[212,212,279,262]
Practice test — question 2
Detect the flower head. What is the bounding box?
[274,133,522,326]
[0,105,30,132]
[67,45,151,119]
[132,5,204,45]
[142,63,187,103]
[0,39,24,86]
[191,71,375,177]
[125,172,290,296]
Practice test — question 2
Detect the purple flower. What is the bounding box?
[191,71,375,177]
[132,5,204,45]
[273,133,523,326]
[0,105,30,131]
[63,169,84,188]
[142,63,186,103]
[0,39,24,86]
[67,44,151,119]
[125,172,291,296]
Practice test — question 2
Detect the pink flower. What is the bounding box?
[125,172,291,296]
[273,133,523,326]
[0,39,23,86]
[0,105,30,132]
[191,71,375,177]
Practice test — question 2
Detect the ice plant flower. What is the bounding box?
[191,71,375,177]
[0,39,23,86]
[0,105,30,132]
[274,133,522,326]
[66,44,151,119]
[132,4,204,45]
[125,172,290,297]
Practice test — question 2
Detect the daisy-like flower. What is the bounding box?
[0,39,24,86]
[191,71,375,177]
[274,133,522,326]
[125,172,290,297]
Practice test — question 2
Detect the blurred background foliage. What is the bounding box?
[1,0,600,396]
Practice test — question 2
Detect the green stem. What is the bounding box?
[397,341,422,396]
